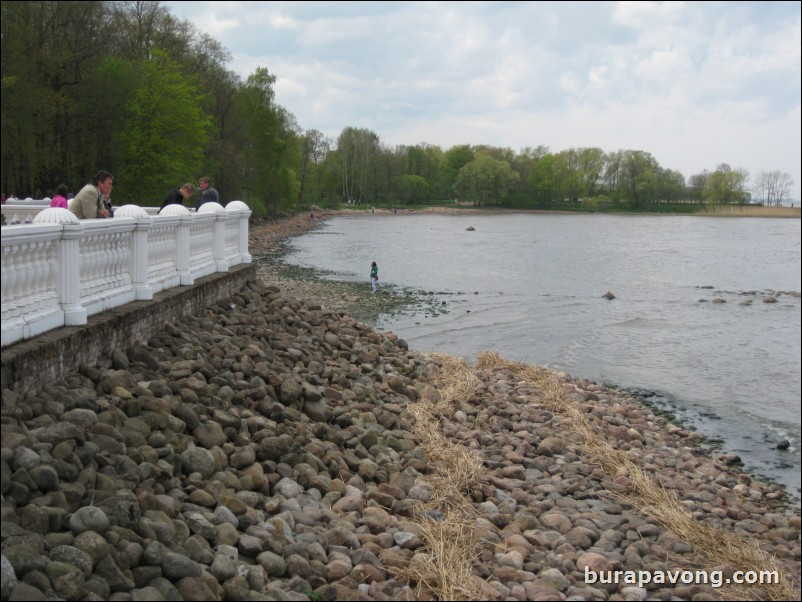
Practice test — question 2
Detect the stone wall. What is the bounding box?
[0,264,256,399]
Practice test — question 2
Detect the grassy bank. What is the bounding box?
[311,202,801,218]
[699,205,801,218]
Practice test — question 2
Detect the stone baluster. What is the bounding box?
[159,204,194,285]
[61,222,87,325]
[116,205,153,300]
[199,202,228,272]
[226,201,252,264]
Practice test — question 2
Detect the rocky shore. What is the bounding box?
[1,212,800,602]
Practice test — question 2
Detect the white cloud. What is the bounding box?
[164,1,802,199]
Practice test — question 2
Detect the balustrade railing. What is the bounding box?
[1,201,251,347]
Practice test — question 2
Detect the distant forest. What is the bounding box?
[1,1,794,215]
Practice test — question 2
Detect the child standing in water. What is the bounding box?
[370,261,379,293]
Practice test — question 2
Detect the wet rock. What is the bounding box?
[1,555,18,600]
[69,507,110,535]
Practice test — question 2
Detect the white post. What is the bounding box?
[198,202,228,272]
[158,204,194,285]
[215,213,229,272]
[225,201,252,264]
[116,205,153,300]
[61,223,88,325]
[178,214,193,285]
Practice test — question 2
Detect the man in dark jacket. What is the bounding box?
[195,177,219,211]
[159,183,195,212]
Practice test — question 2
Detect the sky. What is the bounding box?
[164,1,802,201]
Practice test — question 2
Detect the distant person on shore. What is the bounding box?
[69,171,113,219]
[160,183,195,212]
[195,177,219,211]
[370,261,379,293]
[50,184,69,209]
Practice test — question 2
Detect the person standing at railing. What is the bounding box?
[102,192,114,217]
[159,183,195,212]
[50,184,69,209]
[195,177,219,211]
[69,171,113,219]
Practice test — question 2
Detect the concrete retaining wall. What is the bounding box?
[1,264,256,399]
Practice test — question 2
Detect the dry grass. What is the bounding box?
[700,205,801,218]
[401,516,483,601]
[479,353,799,601]
[405,402,484,515]
[405,350,799,600]
[396,353,491,599]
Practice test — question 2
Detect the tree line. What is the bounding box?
[1,1,794,215]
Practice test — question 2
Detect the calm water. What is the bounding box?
[281,213,802,500]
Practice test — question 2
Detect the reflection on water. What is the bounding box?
[284,213,802,500]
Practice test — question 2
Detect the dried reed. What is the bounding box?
[397,353,490,599]
[401,516,483,601]
[483,353,798,601]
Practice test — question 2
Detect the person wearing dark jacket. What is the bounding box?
[195,177,219,211]
[159,183,195,212]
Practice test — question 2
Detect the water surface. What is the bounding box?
[282,213,802,499]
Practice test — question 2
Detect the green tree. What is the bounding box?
[577,147,606,198]
[116,50,211,202]
[703,163,750,204]
[395,174,428,204]
[394,143,444,202]
[687,171,709,204]
[502,145,548,206]
[619,150,659,209]
[601,150,623,202]
[297,129,330,207]
[441,145,475,197]
[1,0,113,194]
[525,153,560,206]
[336,127,381,203]
[554,149,582,201]
[453,153,520,206]
[657,169,686,204]
[235,68,301,214]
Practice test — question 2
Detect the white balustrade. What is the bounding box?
[226,201,252,264]
[1,202,251,346]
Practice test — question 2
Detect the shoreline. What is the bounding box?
[275,203,802,219]
[1,211,799,601]
[251,210,462,327]
[250,212,801,503]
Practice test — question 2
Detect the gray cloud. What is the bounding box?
[166,1,801,199]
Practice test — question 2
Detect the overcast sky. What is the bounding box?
[164,1,802,200]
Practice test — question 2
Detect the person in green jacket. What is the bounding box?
[370,261,379,293]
